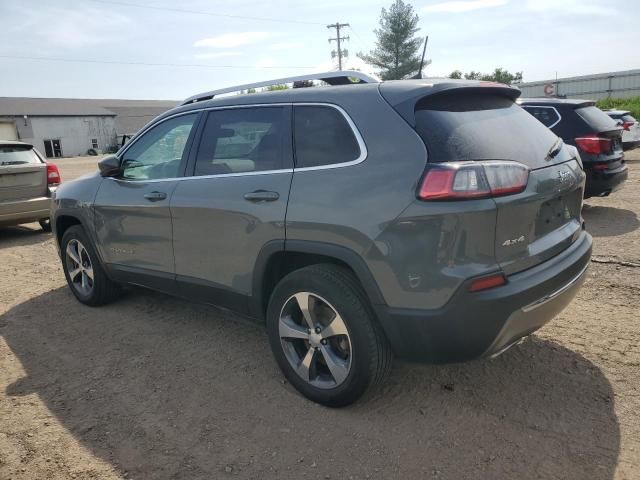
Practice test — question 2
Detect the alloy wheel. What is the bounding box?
[279,292,352,389]
[65,239,94,296]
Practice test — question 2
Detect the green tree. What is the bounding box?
[265,84,288,91]
[449,68,523,84]
[358,0,423,80]
[481,68,522,84]
[464,71,483,80]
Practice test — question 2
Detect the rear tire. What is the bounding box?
[266,264,392,407]
[39,218,51,232]
[61,225,121,306]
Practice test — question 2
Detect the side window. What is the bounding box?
[121,113,197,180]
[522,106,560,128]
[195,107,289,176]
[293,105,361,168]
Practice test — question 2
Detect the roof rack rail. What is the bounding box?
[181,70,378,105]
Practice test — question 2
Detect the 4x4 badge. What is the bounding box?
[502,235,525,247]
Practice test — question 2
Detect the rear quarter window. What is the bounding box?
[293,105,361,168]
[414,92,558,164]
[576,106,619,133]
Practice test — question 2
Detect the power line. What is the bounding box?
[327,22,350,70]
[88,0,325,25]
[348,26,368,54]
[0,54,317,70]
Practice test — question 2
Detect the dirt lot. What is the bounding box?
[1,153,639,480]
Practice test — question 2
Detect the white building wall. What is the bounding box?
[518,69,640,100]
[25,116,117,157]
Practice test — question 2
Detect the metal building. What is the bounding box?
[0,98,176,157]
[517,69,640,100]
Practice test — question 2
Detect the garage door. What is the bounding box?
[0,122,18,140]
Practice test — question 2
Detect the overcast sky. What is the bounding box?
[1,0,637,100]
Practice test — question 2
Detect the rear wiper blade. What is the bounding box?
[545,138,563,161]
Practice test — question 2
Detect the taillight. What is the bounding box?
[575,136,611,155]
[417,161,528,201]
[622,121,634,131]
[47,163,61,185]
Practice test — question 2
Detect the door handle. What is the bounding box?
[243,190,280,202]
[143,191,167,202]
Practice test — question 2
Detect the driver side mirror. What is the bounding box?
[98,155,122,177]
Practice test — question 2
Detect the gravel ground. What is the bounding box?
[1,152,639,480]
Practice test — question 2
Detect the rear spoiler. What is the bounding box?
[380,80,521,127]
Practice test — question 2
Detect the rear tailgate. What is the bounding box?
[0,145,48,202]
[494,156,585,274]
[389,85,587,275]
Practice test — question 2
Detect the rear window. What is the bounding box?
[622,114,636,123]
[0,146,42,166]
[414,92,558,164]
[576,106,619,133]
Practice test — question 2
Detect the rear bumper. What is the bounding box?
[0,196,51,226]
[375,231,592,363]
[585,164,628,197]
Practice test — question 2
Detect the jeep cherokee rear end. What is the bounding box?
[365,81,591,363]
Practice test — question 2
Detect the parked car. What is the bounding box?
[51,72,592,406]
[0,140,60,231]
[605,109,640,150]
[518,99,627,198]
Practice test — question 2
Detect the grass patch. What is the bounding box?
[596,96,640,119]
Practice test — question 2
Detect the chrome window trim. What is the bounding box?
[116,102,367,183]
[521,105,562,129]
[107,168,295,184]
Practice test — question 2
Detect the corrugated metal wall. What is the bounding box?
[24,116,117,157]
[517,69,640,100]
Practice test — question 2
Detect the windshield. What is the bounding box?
[0,146,42,166]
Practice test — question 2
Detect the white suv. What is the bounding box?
[606,110,640,150]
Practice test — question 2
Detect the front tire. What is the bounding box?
[61,225,121,306]
[266,264,392,407]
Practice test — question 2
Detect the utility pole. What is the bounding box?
[327,22,350,70]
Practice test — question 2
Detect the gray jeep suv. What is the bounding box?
[52,72,592,406]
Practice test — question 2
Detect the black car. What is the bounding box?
[519,98,627,198]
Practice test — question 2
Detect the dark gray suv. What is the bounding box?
[52,71,592,406]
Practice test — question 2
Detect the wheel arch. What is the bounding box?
[54,213,84,247]
[253,240,385,320]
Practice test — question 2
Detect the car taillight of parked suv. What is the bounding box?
[519,98,628,198]
[51,72,592,406]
